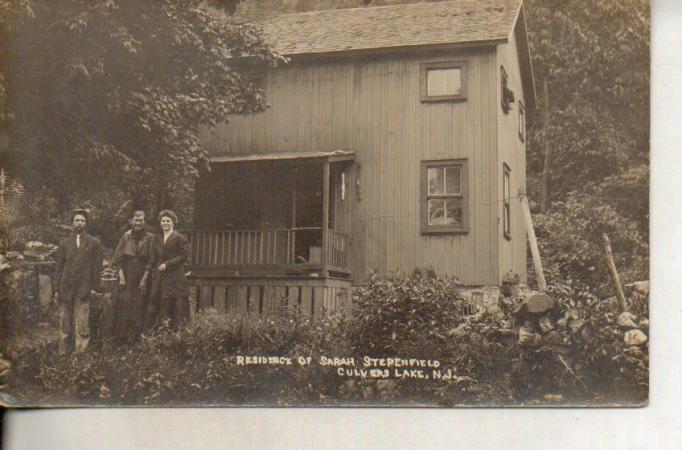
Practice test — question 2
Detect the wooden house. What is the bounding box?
[191,0,536,317]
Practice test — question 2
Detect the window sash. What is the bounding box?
[421,160,468,234]
[420,61,467,102]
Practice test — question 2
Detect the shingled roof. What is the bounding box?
[258,0,522,56]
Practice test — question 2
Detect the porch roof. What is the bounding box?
[209,149,356,164]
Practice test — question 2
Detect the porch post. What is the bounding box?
[321,159,330,278]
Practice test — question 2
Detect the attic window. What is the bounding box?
[421,61,467,102]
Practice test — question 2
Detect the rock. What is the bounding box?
[448,323,468,338]
[543,394,563,402]
[525,294,555,315]
[580,324,595,344]
[638,319,649,331]
[518,323,542,345]
[513,294,556,321]
[4,251,23,261]
[22,251,46,261]
[623,329,648,346]
[617,312,638,329]
[538,315,555,333]
[39,274,53,306]
[567,319,586,333]
[626,280,649,297]
[544,330,564,345]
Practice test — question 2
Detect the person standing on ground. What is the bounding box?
[111,210,156,340]
[53,209,104,354]
[150,210,190,328]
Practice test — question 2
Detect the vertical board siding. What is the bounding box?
[200,48,500,285]
[497,27,529,284]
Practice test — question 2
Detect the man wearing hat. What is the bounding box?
[53,209,104,354]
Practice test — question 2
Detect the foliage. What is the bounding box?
[0,0,282,233]
[350,272,469,357]
[524,0,649,202]
[10,314,353,405]
[532,180,648,295]
[6,273,647,406]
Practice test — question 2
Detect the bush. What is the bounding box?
[5,274,648,406]
[10,314,354,406]
[350,272,469,357]
[533,191,648,296]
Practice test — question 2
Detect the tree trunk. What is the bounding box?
[540,79,552,212]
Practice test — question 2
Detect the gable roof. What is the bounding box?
[258,0,522,56]
[256,0,535,109]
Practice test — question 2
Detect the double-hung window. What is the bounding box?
[421,159,468,234]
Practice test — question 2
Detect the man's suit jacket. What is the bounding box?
[150,231,190,299]
[53,232,104,301]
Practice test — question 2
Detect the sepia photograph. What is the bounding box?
[0,0,649,407]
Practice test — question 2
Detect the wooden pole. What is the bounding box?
[291,169,297,263]
[601,232,627,311]
[321,160,330,278]
[540,79,551,212]
[521,193,546,292]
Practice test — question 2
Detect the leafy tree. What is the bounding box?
[524,0,649,204]
[0,0,281,238]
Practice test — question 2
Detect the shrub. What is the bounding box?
[5,275,647,407]
[533,190,648,296]
[349,272,469,358]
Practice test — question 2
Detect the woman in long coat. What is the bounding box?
[110,210,155,339]
[150,210,190,328]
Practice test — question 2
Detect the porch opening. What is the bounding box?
[192,150,354,278]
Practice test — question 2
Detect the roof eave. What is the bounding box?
[511,2,537,110]
[273,38,508,61]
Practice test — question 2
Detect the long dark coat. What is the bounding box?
[110,229,156,337]
[150,231,190,299]
[53,232,104,301]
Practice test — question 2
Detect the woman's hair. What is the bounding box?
[158,209,178,226]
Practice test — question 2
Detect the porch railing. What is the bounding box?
[190,228,351,274]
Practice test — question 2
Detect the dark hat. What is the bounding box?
[71,208,89,222]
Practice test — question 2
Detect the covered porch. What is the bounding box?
[190,150,355,279]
